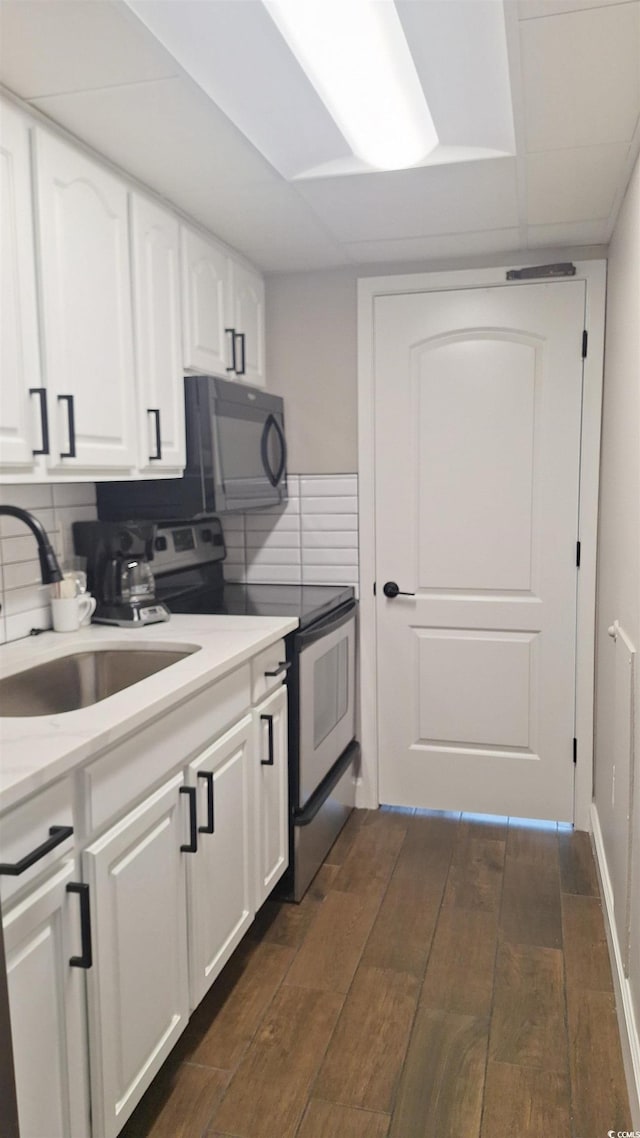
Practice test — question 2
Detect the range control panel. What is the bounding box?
[151,517,226,574]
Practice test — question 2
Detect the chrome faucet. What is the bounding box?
[0,506,63,584]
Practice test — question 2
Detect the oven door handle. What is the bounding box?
[295,599,357,650]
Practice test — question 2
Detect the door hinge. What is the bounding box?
[576,540,581,568]
[573,737,577,765]
[582,330,588,358]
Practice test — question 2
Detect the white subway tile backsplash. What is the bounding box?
[301,513,358,532]
[2,558,45,591]
[0,484,54,509]
[301,548,358,566]
[247,512,300,532]
[2,583,52,617]
[301,496,357,515]
[0,507,59,539]
[303,530,358,548]
[247,547,302,567]
[245,564,302,584]
[4,607,52,641]
[300,476,357,497]
[1,531,63,564]
[302,565,359,585]
[246,530,300,550]
[52,483,97,508]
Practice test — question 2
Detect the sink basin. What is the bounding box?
[0,648,197,717]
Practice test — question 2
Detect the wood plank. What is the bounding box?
[389,1007,488,1138]
[489,942,567,1073]
[120,1061,229,1138]
[207,986,343,1138]
[500,858,563,948]
[420,907,498,1017]
[296,1100,390,1138]
[442,837,505,913]
[249,864,339,950]
[562,893,613,992]
[314,966,420,1113]
[506,821,559,871]
[284,890,381,993]
[567,988,632,1138]
[480,1062,571,1138]
[323,808,368,867]
[558,828,600,895]
[457,814,509,844]
[173,939,294,1070]
[331,814,407,900]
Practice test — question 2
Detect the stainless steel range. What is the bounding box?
[144,516,359,901]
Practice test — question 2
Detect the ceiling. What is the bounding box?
[0,0,638,273]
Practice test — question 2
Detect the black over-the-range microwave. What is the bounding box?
[97,375,288,520]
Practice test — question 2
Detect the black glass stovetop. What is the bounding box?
[157,573,355,633]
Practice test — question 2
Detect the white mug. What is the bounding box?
[51,595,96,633]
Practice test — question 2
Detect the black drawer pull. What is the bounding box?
[179,786,198,853]
[264,661,291,678]
[225,327,237,373]
[197,771,215,835]
[29,387,50,455]
[58,394,76,459]
[0,825,73,876]
[260,714,274,766]
[148,408,162,461]
[66,882,93,969]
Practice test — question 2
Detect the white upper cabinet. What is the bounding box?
[130,194,185,473]
[181,224,266,387]
[34,129,137,475]
[229,260,266,388]
[0,104,45,475]
[181,225,232,377]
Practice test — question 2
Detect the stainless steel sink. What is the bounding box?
[0,648,197,717]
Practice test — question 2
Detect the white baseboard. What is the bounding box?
[590,802,640,1127]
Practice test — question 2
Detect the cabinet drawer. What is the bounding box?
[0,778,74,905]
[82,664,251,834]
[251,640,288,704]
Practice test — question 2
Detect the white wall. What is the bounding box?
[265,244,606,475]
[593,149,640,1114]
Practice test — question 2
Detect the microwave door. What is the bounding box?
[213,400,286,511]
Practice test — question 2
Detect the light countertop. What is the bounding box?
[0,614,298,812]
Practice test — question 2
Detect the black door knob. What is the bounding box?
[383,581,415,598]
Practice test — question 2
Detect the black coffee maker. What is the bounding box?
[72,521,170,627]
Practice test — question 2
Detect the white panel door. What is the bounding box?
[375,280,585,821]
[254,685,289,908]
[130,194,185,473]
[34,129,136,474]
[231,260,266,387]
[83,773,189,1138]
[181,225,232,376]
[0,103,45,474]
[4,860,90,1138]
[186,715,253,1011]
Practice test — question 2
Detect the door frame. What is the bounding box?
[356,260,606,831]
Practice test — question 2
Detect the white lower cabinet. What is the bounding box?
[3,858,91,1138]
[186,715,253,1010]
[83,773,189,1138]
[254,685,288,909]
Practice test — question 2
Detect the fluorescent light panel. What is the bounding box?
[264,0,438,171]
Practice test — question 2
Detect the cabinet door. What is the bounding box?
[181,225,232,376]
[3,859,91,1138]
[0,103,45,475]
[254,685,289,908]
[130,194,186,473]
[231,259,266,387]
[34,129,137,475]
[186,715,253,1010]
[83,773,189,1138]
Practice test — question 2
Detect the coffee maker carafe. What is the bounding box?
[72,521,170,626]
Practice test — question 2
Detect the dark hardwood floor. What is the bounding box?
[120,809,632,1138]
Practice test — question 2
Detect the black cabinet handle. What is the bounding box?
[235,331,246,376]
[260,714,275,766]
[225,327,237,373]
[264,660,291,678]
[383,581,415,599]
[66,883,93,969]
[197,771,215,835]
[179,786,198,853]
[29,387,50,455]
[0,825,73,876]
[148,408,162,461]
[58,394,76,458]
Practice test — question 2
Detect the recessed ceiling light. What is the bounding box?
[263,0,439,172]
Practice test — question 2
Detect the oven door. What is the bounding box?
[296,601,356,809]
